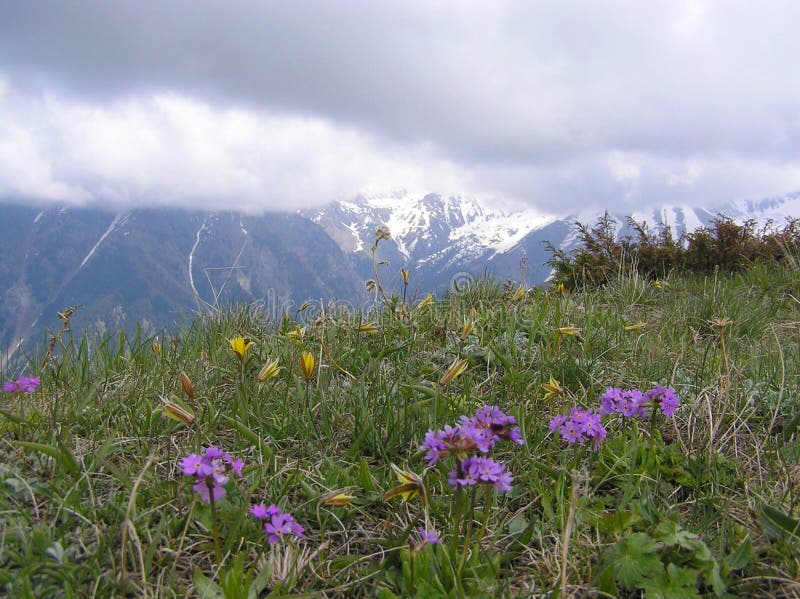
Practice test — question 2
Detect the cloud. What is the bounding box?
[0,84,474,211]
[1,1,799,213]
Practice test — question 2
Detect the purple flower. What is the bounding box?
[2,376,40,394]
[551,407,607,451]
[420,423,493,467]
[418,527,439,544]
[470,405,525,445]
[17,376,40,393]
[251,502,281,520]
[599,387,647,418]
[448,456,513,491]
[180,453,211,477]
[548,414,568,431]
[253,505,305,544]
[193,479,227,502]
[645,385,680,417]
[179,446,243,503]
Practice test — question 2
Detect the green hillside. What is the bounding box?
[1,264,799,597]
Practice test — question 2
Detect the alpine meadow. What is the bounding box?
[2,220,799,598]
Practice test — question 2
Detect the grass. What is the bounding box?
[1,263,799,597]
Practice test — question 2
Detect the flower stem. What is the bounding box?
[459,485,480,571]
[477,484,493,546]
[207,480,222,566]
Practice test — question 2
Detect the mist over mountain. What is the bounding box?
[1,190,798,364]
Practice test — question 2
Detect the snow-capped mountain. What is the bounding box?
[307,190,794,290]
[306,191,557,274]
[1,189,797,365]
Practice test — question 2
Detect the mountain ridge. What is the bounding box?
[1,190,798,366]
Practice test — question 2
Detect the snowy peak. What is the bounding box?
[308,191,556,263]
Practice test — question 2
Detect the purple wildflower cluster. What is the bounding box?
[180,447,244,503]
[421,405,524,467]
[250,503,305,544]
[420,405,523,492]
[447,455,514,491]
[550,385,681,450]
[548,408,607,451]
[599,385,680,419]
[2,376,40,393]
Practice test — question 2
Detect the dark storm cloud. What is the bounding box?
[1,1,799,212]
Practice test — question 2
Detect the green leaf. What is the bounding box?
[724,535,753,571]
[781,410,800,442]
[641,563,700,599]
[655,521,700,551]
[193,568,223,599]
[758,503,800,543]
[247,562,272,599]
[595,565,618,596]
[506,513,528,536]
[375,587,401,599]
[358,457,376,492]
[605,533,663,588]
[11,441,80,475]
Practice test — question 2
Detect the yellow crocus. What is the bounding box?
[439,358,468,386]
[541,375,564,399]
[285,326,306,341]
[229,336,254,360]
[383,463,424,503]
[416,293,433,309]
[459,319,475,341]
[356,322,380,334]
[510,285,527,302]
[300,351,315,381]
[321,489,356,507]
[555,282,566,294]
[400,268,409,285]
[161,400,195,426]
[257,358,281,381]
[180,372,195,401]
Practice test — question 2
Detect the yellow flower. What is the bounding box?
[651,280,662,289]
[439,358,468,386]
[257,358,281,381]
[510,285,526,302]
[459,319,475,341]
[321,489,356,507]
[300,351,315,381]
[558,326,579,336]
[229,336,254,360]
[541,375,564,399]
[152,341,161,356]
[383,463,424,503]
[180,372,195,401]
[285,326,306,341]
[555,282,566,294]
[557,326,584,342]
[624,322,647,332]
[161,400,195,425]
[356,322,380,334]
[400,268,409,285]
[416,293,433,309]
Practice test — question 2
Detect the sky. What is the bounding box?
[1,1,799,215]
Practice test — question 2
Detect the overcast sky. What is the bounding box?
[1,1,799,215]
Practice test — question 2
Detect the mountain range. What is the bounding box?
[1,190,798,366]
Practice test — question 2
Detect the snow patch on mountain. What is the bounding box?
[79,213,126,268]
